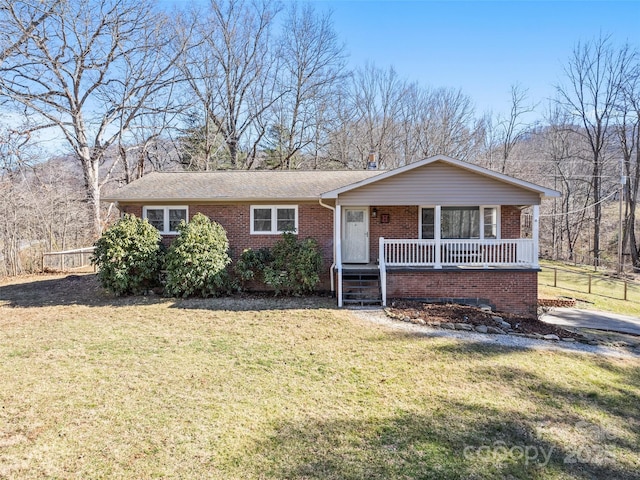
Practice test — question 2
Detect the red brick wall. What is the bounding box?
[118,202,527,298]
[386,269,538,316]
[120,202,334,289]
[369,205,419,261]
[501,206,521,239]
[120,205,142,217]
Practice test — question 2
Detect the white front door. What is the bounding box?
[342,207,369,263]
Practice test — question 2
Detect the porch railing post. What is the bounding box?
[434,206,442,268]
[379,237,387,306]
[532,205,540,268]
[336,204,343,307]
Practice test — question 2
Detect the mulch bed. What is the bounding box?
[387,300,584,340]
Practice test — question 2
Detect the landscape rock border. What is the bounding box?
[538,298,577,308]
[383,307,601,345]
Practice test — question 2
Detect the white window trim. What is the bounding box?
[418,205,501,240]
[481,205,501,240]
[250,205,298,235]
[418,205,437,240]
[142,206,189,235]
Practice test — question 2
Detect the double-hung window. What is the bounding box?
[143,206,188,234]
[441,206,481,239]
[420,206,499,239]
[251,206,298,234]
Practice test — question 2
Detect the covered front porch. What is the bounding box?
[319,155,558,313]
[334,203,540,307]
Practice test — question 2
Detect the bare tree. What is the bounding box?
[265,3,346,169]
[616,60,640,267]
[476,84,535,174]
[0,0,185,237]
[347,63,407,169]
[0,122,91,276]
[556,35,635,265]
[537,106,593,260]
[414,87,481,162]
[0,0,62,64]
[178,0,280,170]
[327,64,482,169]
[499,84,535,173]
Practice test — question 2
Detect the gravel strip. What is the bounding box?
[349,308,640,359]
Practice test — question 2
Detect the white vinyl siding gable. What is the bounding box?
[337,161,542,206]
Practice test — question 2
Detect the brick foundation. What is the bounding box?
[386,269,538,316]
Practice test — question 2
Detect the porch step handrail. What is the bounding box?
[379,237,387,306]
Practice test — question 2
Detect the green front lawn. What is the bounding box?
[0,274,638,479]
[539,260,640,316]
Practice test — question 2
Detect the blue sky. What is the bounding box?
[308,0,640,118]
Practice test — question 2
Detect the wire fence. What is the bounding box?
[42,247,95,273]
[539,265,640,304]
[540,251,626,273]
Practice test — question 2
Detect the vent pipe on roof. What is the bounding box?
[367,151,377,170]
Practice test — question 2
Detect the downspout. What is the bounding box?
[318,198,336,294]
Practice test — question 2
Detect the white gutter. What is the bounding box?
[318,198,336,294]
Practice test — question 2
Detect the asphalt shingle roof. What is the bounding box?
[103,170,385,203]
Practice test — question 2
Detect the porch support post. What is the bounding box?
[336,204,343,307]
[379,236,387,306]
[532,205,540,268]
[434,205,442,268]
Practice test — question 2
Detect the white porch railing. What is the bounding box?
[378,237,538,307]
[380,238,537,268]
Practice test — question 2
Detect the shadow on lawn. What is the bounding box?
[242,405,638,480]
[170,295,337,312]
[0,274,116,308]
[0,273,338,311]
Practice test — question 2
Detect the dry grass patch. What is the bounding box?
[539,260,640,316]
[0,274,639,479]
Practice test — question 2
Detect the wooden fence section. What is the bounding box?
[539,266,640,304]
[42,247,95,272]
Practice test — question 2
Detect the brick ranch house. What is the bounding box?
[103,155,560,315]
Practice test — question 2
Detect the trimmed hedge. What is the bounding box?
[164,213,232,297]
[236,232,322,296]
[92,214,162,296]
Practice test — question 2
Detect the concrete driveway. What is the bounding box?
[541,308,640,336]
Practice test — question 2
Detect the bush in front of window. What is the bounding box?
[263,232,322,296]
[92,214,163,296]
[234,247,273,290]
[164,213,232,297]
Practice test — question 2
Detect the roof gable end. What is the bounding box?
[320,155,560,199]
